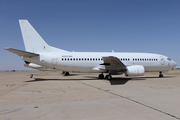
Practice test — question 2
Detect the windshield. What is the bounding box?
[167,58,171,61]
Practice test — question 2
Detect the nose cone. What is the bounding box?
[171,61,177,68]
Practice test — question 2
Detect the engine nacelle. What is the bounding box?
[125,65,145,76]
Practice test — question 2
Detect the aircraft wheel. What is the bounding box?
[159,74,164,78]
[159,72,164,78]
[105,75,112,80]
[98,74,104,79]
[64,72,69,76]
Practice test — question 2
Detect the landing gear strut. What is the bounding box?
[159,72,164,78]
[98,73,104,79]
[30,74,33,78]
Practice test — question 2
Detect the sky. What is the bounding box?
[0,0,180,70]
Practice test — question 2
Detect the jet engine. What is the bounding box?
[125,65,145,76]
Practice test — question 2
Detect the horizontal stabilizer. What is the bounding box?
[4,48,39,57]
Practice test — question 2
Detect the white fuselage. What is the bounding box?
[22,52,177,73]
[5,20,177,79]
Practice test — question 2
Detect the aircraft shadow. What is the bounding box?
[109,75,176,85]
[25,75,177,85]
[25,78,98,82]
[109,78,132,85]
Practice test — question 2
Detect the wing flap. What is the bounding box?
[4,48,39,57]
[102,56,126,71]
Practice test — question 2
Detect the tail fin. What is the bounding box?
[19,20,68,53]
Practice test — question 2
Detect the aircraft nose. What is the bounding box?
[171,61,177,67]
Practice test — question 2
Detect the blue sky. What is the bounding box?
[0,0,180,70]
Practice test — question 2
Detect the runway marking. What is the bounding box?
[77,80,180,120]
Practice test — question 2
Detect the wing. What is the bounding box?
[101,56,126,73]
[4,48,39,57]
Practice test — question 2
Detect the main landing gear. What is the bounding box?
[98,73,112,80]
[98,73,104,79]
[62,72,69,76]
[159,72,164,78]
[105,74,112,80]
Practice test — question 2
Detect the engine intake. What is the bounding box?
[125,65,145,76]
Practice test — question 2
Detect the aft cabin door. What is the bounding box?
[160,56,165,65]
[52,55,58,67]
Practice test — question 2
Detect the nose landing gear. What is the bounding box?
[159,72,164,78]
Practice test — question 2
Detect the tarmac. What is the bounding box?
[0,71,180,120]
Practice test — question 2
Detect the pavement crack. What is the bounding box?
[0,108,22,115]
[0,84,28,97]
[78,80,180,120]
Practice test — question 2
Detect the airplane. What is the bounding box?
[4,20,177,80]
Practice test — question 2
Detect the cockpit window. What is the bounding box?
[167,58,171,61]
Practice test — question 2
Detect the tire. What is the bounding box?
[64,72,69,76]
[98,74,104,79]
[105,75,112,80]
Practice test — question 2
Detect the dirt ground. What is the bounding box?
[0,70,180,120]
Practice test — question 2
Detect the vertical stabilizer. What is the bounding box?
[19,20,68,53]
